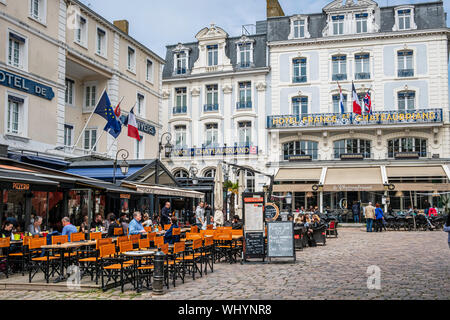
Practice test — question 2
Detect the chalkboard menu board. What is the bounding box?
[267,222,295,261]
[264,203,279,222]
[244,232,265,260]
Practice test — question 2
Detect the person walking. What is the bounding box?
[161,202,172,227]
[444,214,450,249]
[374,204,384,233]
[352,201,360,223]
[364,202,375,232]
[195,202,205,230]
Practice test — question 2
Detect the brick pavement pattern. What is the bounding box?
[0,229,448,300]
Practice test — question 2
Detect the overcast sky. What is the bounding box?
[78,0,450,58]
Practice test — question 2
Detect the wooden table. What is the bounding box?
[41,241,96,283]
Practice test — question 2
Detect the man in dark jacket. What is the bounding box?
[161,202,172,227]
[107,214,121,237]
[352,201,360,223]
[231,215,243,230]
[164,217,180,245]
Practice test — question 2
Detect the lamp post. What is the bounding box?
[113,149,129,184]
[158,132,173,160]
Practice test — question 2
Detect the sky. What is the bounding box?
[78,0,450,58]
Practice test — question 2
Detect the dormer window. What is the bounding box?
[176,51,187,74]
[207,45,218,66]
[294,20,305,38]
[289,16,310,39]
[355,13,368,33]
[393,7,417,31]
[332,15,344,35]
[238,43,252,68]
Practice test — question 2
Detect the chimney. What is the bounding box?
[114,20,129,34]
[267,0,285,18]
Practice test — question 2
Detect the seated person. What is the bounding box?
[164,217,180,245]
[128,212,147,235]
[107,214,121,237]
[28,216,44,237]
[1,221,14,239]
[45,217,78,247]
[90,214,104,231]
[231,215,243,230]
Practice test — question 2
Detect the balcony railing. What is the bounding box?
[236,101,252,110]
[173,106,187,115]
[398,69,414,77]
[387,152,431,159]
[355,72,371,80]
[267,109,443,129]
[281,153,320,162]
[335,153,374,160]
[238,61,251,68]
[332,73,347,81]
[175,68,187,75]
[292,75,307,83]
[204,104,219,112]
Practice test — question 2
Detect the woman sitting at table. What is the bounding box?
[164,217,180,245]
[1,221,14,239]
[28,216,44,237]
[107,214,121,237]
[80,216,89,233]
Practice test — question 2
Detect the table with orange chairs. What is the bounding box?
[122,250,158,292]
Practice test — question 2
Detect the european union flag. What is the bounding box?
[94,91,122,138]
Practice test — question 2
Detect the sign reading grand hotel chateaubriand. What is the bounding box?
[267,109,443,129]
[173,146,258,158]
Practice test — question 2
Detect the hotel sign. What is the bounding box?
[173,146,258,158]
[267,109,443,129]
[0,69,55,101]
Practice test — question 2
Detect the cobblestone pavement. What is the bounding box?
[0,228,449,300]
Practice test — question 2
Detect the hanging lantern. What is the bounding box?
[432,190,440,197]
[306,192,314,198]
[395,191,404,198]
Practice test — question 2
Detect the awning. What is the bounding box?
[76,179,142,194]
[0,169,59,189]
[66,166,144,181]
[275,168,322,182]
[323,167,384,191]
[273,184,315,192]
[123,182,205,199]
[386,166,446,178]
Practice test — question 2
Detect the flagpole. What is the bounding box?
[106,102,136,155]
[89,128,106,154]
[71,87,107,153]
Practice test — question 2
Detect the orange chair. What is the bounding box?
[113,228,124,236]
[206,224,214,230]
[164,224,171,231]
[214,231,233,263]
[52,235,68,245]
[172,228,181,241]
[118,241,136,265]
[117,235,129,245]
[89,232,102,241]
[71,232,85,242]
[9,236,33,276]
[154,236,164,248]
[168,241,186,287]
[0,238,10,278]
[185,233,203,241]
[129,234,140,245]
[99,244,133,293]
[78,238,113,284]
[147,232,156,243]
[190,226,199,233]
[144,227,152,232]
[179,239,203,280]
[139,238,150,250]
[28,238,59,283]
[203,236,214,274]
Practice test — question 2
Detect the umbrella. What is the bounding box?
[236,170,245,220]
[213,164,224,226]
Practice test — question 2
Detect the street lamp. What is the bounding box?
[189,167,199,186]
[113,149,129,184]
[159,132,173,160]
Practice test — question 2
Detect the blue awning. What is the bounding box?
[24,155,70,167]
[65,166,143,181]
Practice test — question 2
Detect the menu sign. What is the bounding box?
[267,222,296,262]
[243,192,266,262]
[264,203,279,222]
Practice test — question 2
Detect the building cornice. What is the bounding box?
[163,67,270,83]
[268,28,450,48]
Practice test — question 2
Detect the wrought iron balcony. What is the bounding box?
[292,75,307,83]
[355,72,371,80]
[332,73,347,81]
[398,69,414,78]
[203,104,219,112]
[172,106,187,115]
[236,101,252,110]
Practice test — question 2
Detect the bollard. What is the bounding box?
[152,249,165,295]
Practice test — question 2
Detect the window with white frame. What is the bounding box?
[332,15,344,35]
[238,169,255,192]
[6,95,24,135]
[398,9,412,30]
[355,53,370,80]
[237,82,252,109]
[8,32,26,69]
[127,46,136,72]
[174,125,187,148]
[75,15,87,46]
[135,137,143,159]
[332,55,347,81]
[174,88,187,114]
[238,43,252,68]
[29,0,46,24]
[136,93,145,117]
[205,123,218,147]
[146,59,153,82]
[204,169,216,178]
[293,19,305,38]
[84,129,97,151]
[332,94,347,113]
[283,140,319,161]
[398,91,415,112]
[64,124,73,147]
[238,121,252,146]
[207,45,218,66]
[174,169,189,178]
[292,97,308,117]
[205,85,219,112]
[397,50,414,77]
[65,78,74,105]
[96,27,106,57]
[293,58,307,83]
[84,84,97,109]
[388,137,427,158]
[334,139,372,159]
[175,51,187,74]
[355,13,368,33]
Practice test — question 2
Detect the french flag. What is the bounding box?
[363,89,372,115]
[127,108,141,141]
[352,82,362,115]
[337,82,345,114]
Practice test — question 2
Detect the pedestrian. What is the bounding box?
[195,202,205,230]
[120,213,129,235]
[428,205,438,217]
[443,214,450,249]
[374,203,384,233]
[352,201,360,223]
[161,202,172,227]
[424,200,431,216]
[364,202,375,233]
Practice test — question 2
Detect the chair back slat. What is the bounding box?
[139,238,150,249]
[52,235,68,245]
[130,234,140,244]
[192,239,202,250]
[147,232,156,242]
[96,238,112,250]
[231,229,243,237]
[89,232,102,241]
[154,236,164,248]
[113,228,123,236]
[172,228,181,236]
[29,238,45,250]
[186,233,203,241]
[22,236,32,247]
[159,243,169,254]
[190,226,199,233]
[117,236,129,244]
[173,242,185,254]
[0,238,11,248]
[119,241,133,253]
[99,244,116,258]
[164,224,171,231]
[204,237,213,247]
[71,232,85,242]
